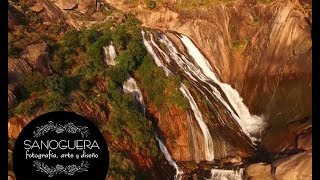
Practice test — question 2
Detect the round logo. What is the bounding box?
[13,111,109,180]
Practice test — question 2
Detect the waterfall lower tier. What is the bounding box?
[180,83,214,161]
[123,77,145,116]
[155,135,184,180]
[208,168,244,180]
[123,77,183,179]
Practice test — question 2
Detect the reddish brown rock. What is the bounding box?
[52,0,96,13]
[22,43,52,73]
[273,150,312,180]
[8,171,15,180]
[8,91,17,109]
[8,84,18,109]
[54,0,78,10]
[245,151,312,180]
[244,163,274,180]
[77,0,96,14]
[31,3,44,12]
[297,132,312,150]
[287,118,312,134]
[8,58,32,83]
[8,116,32,139]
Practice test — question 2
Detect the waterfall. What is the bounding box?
[123,77,145,116]
[103,42,117,66]
[142,30,215,161]
[142,31,171,76]
[180,83,214,161]
[179,35,265,142]
[155,135,184,180]
[122,77,184,179]
[142,30,265,147]
[207,168,244,180]
[187,111,200,163]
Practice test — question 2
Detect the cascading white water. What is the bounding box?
[146,30,265,144]
[123,77,145,116]
[142,30,215,161]
[180,83,215,161]
[142,31,171,75]
[155,135,184,180]
[103,42,117,66]
[122,76,184,179]
[179,35,265,142]
[186,111,200,163]
[207,168,244,180]
[141,30,267,179]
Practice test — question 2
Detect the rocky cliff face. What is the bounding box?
[103,0,311,121]
[8,0,312,179]
[104,0,311,159]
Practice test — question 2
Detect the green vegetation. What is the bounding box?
[45,74,67,94]
[145,0,157,9]
[20,72,46,99]
[176,0,235,9]
[233,39,248,53]
[253,15,261,24]
[257,0,271,4]
[8,33,21,58]
[136,54,188,109]
[14,99,43,116]
[104,81,158,156]
[108,153,136,179]
[43,92,66,111]
[10,10,189,178]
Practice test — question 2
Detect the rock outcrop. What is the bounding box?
[8,115,33,139]
[8,90,17,109]
[245,150,312,180]
[273,150,312,179]
[245,163,274,180]
[52,0,97,13]
[8,58,32,83]
[31,2,44,12]
[22,42,52,73]
[264,117,312,153]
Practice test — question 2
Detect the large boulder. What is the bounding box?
[30,3,44,13]
[297,132,312,150]
[273,150,312,180]
[245,151,312,180]
[8,116,32,139]
[244,163,275,180]
[22,43,52,73]
[54,0,78,10]
[78,0,96,14]
[53,0,96,14]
